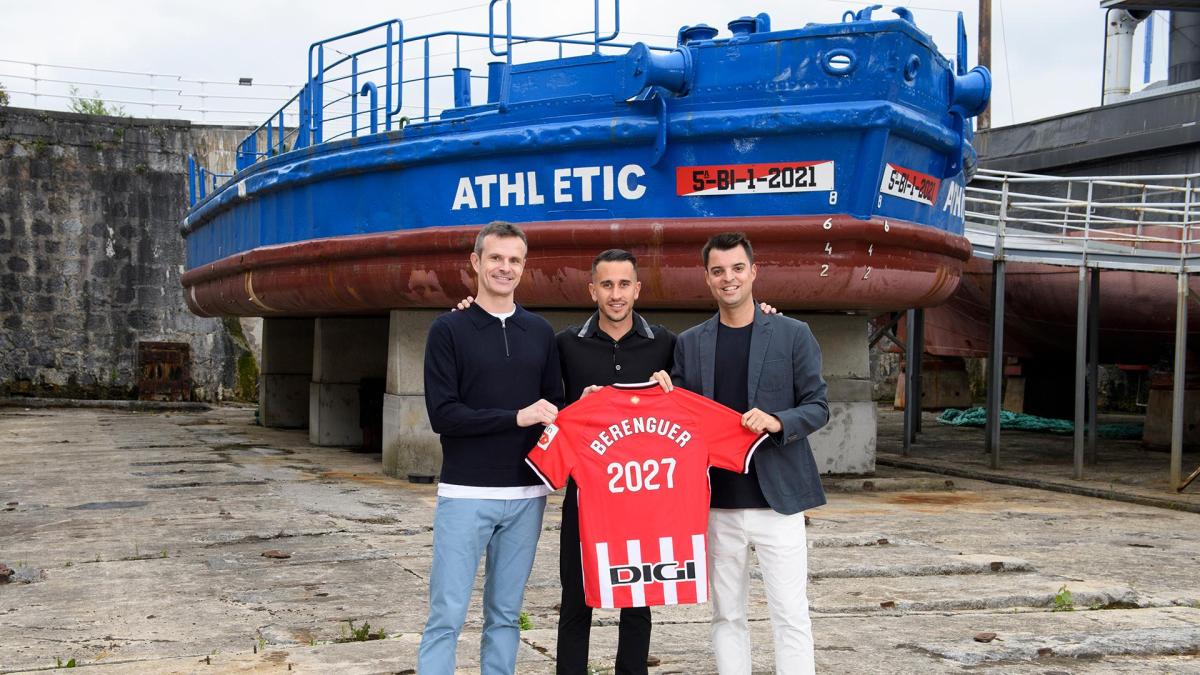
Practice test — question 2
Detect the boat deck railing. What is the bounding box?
[965,168,1200,273]
[186,0,670,207]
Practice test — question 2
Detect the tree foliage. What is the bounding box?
[68,86,124,117]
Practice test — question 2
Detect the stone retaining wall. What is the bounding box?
[0,105,255,401]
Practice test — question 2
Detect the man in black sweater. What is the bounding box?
[419,221,565,675]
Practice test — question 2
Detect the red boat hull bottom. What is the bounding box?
[181,216,972,317]
[912,258,1200,363]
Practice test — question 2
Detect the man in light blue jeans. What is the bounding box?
[419,222,565,674]
[423,496,547,672]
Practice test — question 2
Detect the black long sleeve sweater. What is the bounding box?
[423,303,565,487]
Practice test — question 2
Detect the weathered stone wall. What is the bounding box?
[0,106,255,401]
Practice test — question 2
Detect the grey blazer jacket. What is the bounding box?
[671,305,829,515]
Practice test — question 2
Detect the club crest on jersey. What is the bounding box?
[609,560,697,585]
[537,424,559,450]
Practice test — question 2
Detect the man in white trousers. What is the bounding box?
[652,232,829,674]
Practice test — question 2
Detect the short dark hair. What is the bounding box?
[474,221,528,255]
[591,248,638,275]
[701,232,754,267]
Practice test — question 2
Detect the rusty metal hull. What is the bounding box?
[180,215,971,318]
[916,257,1200,363]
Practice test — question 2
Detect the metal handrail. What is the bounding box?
[965,168,1200,273]
[488,0,620,62]
[186,0,672,206]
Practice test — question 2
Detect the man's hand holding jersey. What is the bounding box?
[517,399,559,427]
[740,408,782,434]
[649,370,673,393]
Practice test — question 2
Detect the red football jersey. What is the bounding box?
[526,382,767,609]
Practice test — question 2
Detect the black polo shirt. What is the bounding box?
[556,312,676,404]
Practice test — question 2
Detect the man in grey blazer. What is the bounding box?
[651,232,829,675]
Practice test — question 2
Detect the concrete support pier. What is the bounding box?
[801,314,876,474]
[380,309,876,478]
[259,318,314,428]
[1145,387,1200,448]
[383,310,441,478]
[309,317,389,447]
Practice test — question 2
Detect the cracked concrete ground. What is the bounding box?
[1,405,1199,674]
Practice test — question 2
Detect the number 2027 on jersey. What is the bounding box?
[526,382,768,609]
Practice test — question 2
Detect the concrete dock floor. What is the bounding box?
[2,403,1200,674]
[876,408,1200,513]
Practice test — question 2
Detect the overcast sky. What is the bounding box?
[0,1,1170,128]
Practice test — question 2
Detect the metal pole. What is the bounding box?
[914,308,925,434]
[978,0,992,130]
[987,259,1005,468]
[1073,266,1088,480]
[594,0,601,54]
[1171,271,1187,490]
[903,308,916,456]
[1062,181,1073,237]
[1087,267,1100,464]
[987,179,1008,467]
[1172,179,1193,490]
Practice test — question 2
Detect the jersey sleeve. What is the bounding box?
[683,390,769,474]
[525,417,578,490]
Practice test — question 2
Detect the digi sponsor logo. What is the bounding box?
[537,424,559,450]
[609,560,698,586]
[880,163,940,206]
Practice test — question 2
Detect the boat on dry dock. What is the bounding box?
[180,2,990,317]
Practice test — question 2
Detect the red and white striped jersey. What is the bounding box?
[526,382,767,609]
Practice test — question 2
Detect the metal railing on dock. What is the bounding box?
[922,168,1200,491]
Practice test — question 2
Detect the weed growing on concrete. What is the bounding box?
[54,656,76,668]
[120,544,158,562]
[339,620,385,642]
[1052,585,1074,611]
[159,549,168,559]
[518,611,533,631]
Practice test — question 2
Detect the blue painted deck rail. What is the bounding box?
[187,0,670,206]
